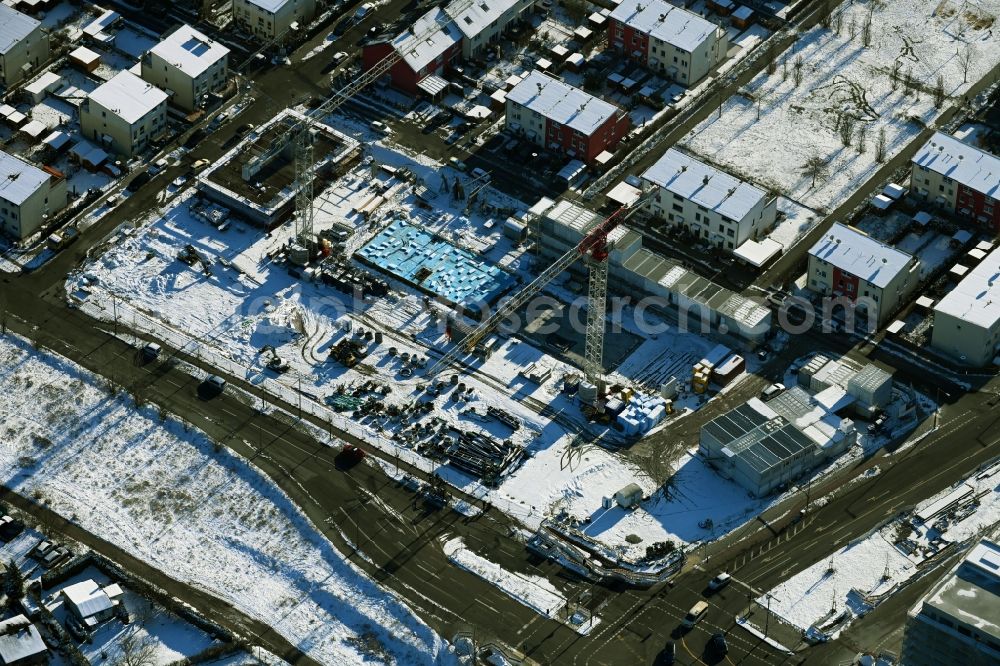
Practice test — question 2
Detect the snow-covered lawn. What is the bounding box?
[0,334,453,665]
[762,459,1000,639]
[682,0,1000,222]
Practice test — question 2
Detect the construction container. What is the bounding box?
[605,398,626,417]
[798,354,830,388]
[564,374,581,394]
[578,381,599,405]
[712,354,746,387]
[660,377,678,400]
[698,344,732,373]
[846,364,894,411]
[692,362,706,377]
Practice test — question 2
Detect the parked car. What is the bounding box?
[42,546,71,568]
[707,633,728,657]
[448,157,467,171]
[662,640,676,665]
[0,516,24,541]
[470,167,490,181]
[140,342,161,363]
[31,540,56,559]
[355,2,374,19]
[760,383,785,402]
[125,171,152,192]
[331,51,349,66]
[200,374,226,398]
[171,175,188,189]
[707,572,731,592]
[369,120,390,133]
[192,158,211,171]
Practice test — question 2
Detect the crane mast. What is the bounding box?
[425,193,653,384]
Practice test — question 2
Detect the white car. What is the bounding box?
[707,572,731,591]
[355,2,373,19]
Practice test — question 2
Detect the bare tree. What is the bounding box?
[563,0,587,23]
[802,154,829,189]
[834,10,843,35]
[793,55,805,87]
[934,74,946,107]
[839,114,856,147]
[958,44,975,84]
[848,16,857,40]
[890,61,901,92]
[857,125,867,154]
[875,127,887,163]
[782,56,788,82]
[820,0,834,29]
[113,630,158,666]
[861,17,872,47]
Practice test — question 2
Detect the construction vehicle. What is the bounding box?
[426,192,654,392]
[261,345,290,372]
[177,244,213,276]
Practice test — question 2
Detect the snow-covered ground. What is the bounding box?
[762,459,1000,639]
[683,0,1000,224]
[45,567,218,665]
[0,334,455,665]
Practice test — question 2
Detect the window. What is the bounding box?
[672,203,683,213]
[673,193,683,201]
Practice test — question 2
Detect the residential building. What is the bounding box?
[505,70,630,164]
[901,539,1000,666]
[608,0,727,86]
[233,0,316,40]
[0,615,47,666]
[141,24,229,111]
[806,223,920,327]
[444,0,535,59]
[0,149,67,241]
[699,389,856,497]
[0,5,49,88]
[911,131,1000,230]
[931,245,1000,367]
[642,148,777,252]
[61,580,124,628]
[80,71,168,157]
[530,197,772,344]
[361,8,463,95]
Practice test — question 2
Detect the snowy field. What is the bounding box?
[763,459,1000,639]
[0,334,454,665]
[682,0,1000,235]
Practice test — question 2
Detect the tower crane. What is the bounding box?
[237,0,480,249]
[426,191,655,388]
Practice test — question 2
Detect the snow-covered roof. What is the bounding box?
[70,45,101,64]
[0,5,40,55]
[0,615,46,665]
[62,580,114,619]
[734,237,782,267]
[923,539,1000,643]
[642,148,768,223]
[609,0,717,52]
[507,70,622,137]
[87,71,168,124]
[245,0,292,12]
[0,149,50,206]
[934,245,1000,330]
[913,131,1000,200]
[391,8,461,72]
[149,24,229,78]
[445,0,521,40]
[808,223,915,289]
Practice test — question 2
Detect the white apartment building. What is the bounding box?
[233,0,317,40]
[0,149,67,241]
[931,245,1000,367]
[807,223,920,327]
[608,0,727,86]
[642,148,777,252]
[80,71,168,158]
[901,540,1000,666]
[141,24,229,112]
[445,0,536,59]
[0,5,49,88]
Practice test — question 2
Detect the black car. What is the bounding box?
[125,171,152,192]
[183,128,207,149]
[662,640,676,665]
[708,633,728,657]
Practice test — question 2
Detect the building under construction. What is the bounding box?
[197,109,360,226]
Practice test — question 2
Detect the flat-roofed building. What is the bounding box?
[911,131,1000,230]
[608,0,727,86]
[0,5,49,87]
[901,539,1000,666]
[80,71,168,157]
[807,223,920,327]
[0,149,67,241]
[932,245,1000,366]
[642,148,776,252]
[141,24,229,111]
[233,0,316,40]
[506,70,630,164]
